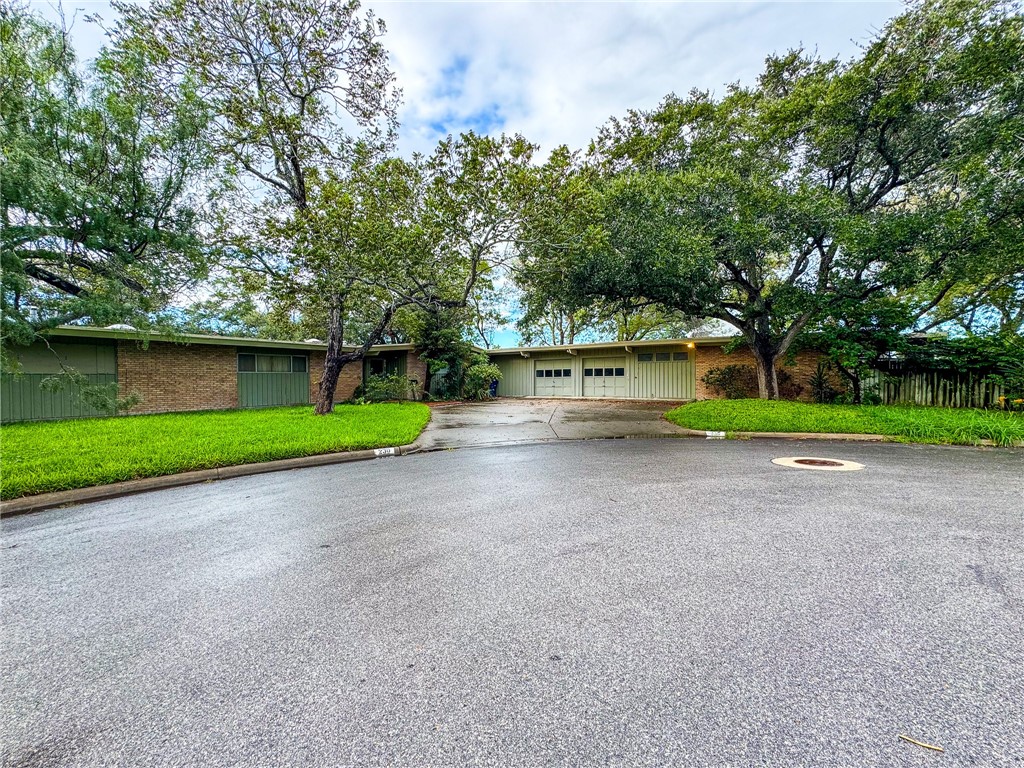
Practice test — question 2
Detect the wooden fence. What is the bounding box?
[862,370,1005,408]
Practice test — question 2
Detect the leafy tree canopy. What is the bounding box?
[1,3,213,358]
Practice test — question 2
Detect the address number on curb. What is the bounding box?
[374,447,397,457]
[705,431,726,439]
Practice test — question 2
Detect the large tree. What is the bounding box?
[109,0,403,409]
[291,133,548,413]
[1,4,212,355]
[562,0,1023,398]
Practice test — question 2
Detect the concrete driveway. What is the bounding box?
[417,397,686,450]
[2,439,1022,766]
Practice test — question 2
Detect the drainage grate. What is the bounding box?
[771,456,865,472]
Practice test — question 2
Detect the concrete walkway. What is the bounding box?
[417,398,687,450]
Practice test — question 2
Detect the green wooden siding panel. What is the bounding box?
[12,342,116,375]
[494,356,534,396]
[635,350,695,399]
[238,372,310,408]
[1,373,118,422]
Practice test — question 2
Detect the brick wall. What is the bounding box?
[695,344,838,401]
[405,350,429,400]
[307,351,362,405]
[118,341,237,414]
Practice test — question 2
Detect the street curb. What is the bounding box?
[674,427,998,447]
[0,443,419,518]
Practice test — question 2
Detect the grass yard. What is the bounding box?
[0,403,431,500]
[665,399,1024,447]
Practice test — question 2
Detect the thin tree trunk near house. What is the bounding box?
[314,302,400,415]
[315,301,346,415]
[836,364,863,405]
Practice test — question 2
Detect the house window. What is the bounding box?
[673,352,688,361]
[655,352,670,362]
[637,353,653,363]
[240,352,307,373]
[368,358,386,376]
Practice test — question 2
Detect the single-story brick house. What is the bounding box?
[1,326,428,423]
[1,326,828,422]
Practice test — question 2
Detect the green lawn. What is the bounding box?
[665,399,1024,447]
[0,403,431,500]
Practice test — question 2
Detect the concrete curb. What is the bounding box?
[674,427,999,447]
[0,443,419,518]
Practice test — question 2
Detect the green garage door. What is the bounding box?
[237,352,310,408]
[583,357,627,398]
[534,362,574,396]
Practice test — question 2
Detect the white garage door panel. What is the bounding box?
[583,357,627,398]
[534,362,574,396]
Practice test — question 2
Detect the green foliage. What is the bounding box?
[1,3,213,349]
[541,0,1024,398]
[809,361,842,405]
[0,403,431,499]
[665,400,1024,447]
[462,355,502,401]
[361,374,412,403]
[702,365,803,400]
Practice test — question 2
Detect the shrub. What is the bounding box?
[463,354,502,400]
[702,364,804,400]
[702,364,757,399]
[809,361,841,404]
[362,374,412,403]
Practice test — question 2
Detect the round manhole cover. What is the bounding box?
[772,456,865,471]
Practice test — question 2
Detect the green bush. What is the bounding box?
[809,361,841,404]
[362,374,412,403]
[702,364,803,400]
[463,354,502,400]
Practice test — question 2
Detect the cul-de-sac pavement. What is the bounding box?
[3,431,1022,767]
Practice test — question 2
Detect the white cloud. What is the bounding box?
[43,0,903,158]
[374,0,904,157]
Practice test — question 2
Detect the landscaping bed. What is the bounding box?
[665,399,1024,447]
[0,403,431,499]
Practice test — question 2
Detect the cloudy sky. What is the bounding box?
[44,0,903,157]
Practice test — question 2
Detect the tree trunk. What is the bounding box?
[314,300,346,415]
[314,301,400,415]
[751,344,780,400]
[836,364,863,405]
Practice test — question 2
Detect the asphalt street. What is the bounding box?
[2,439,1022,767]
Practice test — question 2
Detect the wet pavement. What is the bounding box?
[416,398,687,450]
[2,439,1022,767]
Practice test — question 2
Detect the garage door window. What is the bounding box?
[537,367,572,377]
[637,354,653,363]
[655,353,671,362]
[673,352,688,361]
[584,368,593,376]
